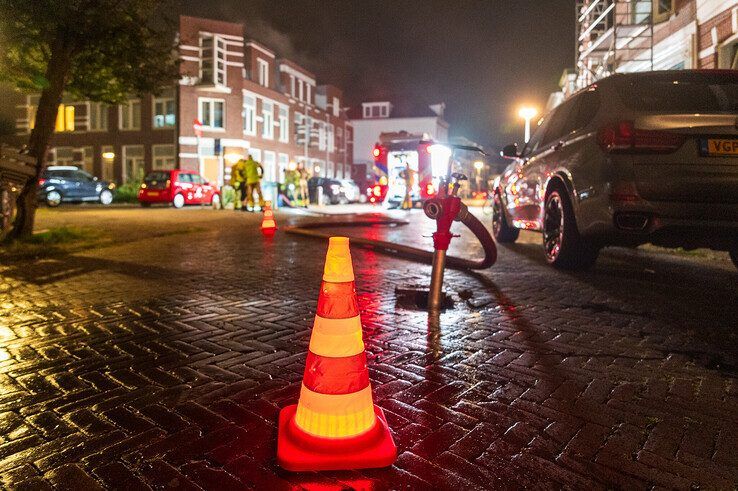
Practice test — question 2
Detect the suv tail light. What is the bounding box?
[38,178,46,186]
[597,121,685,154]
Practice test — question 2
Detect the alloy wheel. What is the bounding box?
[544,193,564,262]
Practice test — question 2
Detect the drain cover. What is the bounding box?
[395,286,454,311]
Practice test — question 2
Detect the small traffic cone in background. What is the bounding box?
[261,201,277,237]
[277,237,397,471]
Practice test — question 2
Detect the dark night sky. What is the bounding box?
[179,0,575,150]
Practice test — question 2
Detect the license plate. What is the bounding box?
[701,138,738,157]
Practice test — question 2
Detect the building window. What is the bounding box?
[306,84,311,104]
[318,121,326,151]
[263,151,276,182]
[243,94,256,135]
[257,58,269,87]
[654,0,673,21]
[290,76,296,97]
[298,80,304,102]
[123,145,145,183]
[55,105,75,132]
[262,101,274,139]
[54,147,75,164]
[328,123,335,152]
[278,153,289,183]
[101,146,115,181]
[74,147,94,173]
[199,98,225,130]
[294,113,305,144]
[89,103,108,131]
[200,35,226,85]
[278,105,289,142]
[332,96,340,117]
[153,144,175,170]
[34,103,75,132]
[119,99,141,131]
[153,97,175,128]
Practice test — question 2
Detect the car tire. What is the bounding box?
[99,189,113,205]
[543,183,599,270]
[492,191,519,243]
[45,190,62,207]
[730,249,738,271]
[211,194,221,210]
[172,194,185,209]
[140,202,151,208]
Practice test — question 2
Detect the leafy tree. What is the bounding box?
[0,0,179,240]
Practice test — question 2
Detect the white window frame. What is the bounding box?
[122,144,145,183]
[200,34,227,86]
[328,123,335,152]
[263,150,276,182]
[88,102,108,132]
[101,146,115,181]
[278,153,289,183]
[198,97,226,130]
[243,93,257,135]
[257,58,269,87]
[290,75,296,97]
[332,96,340,117]
[278,105,289,143]
[318,121,326,151]
[152,144,176,170]
[119,99,141,131]
[152,96,175,129]
[262,100,274,139]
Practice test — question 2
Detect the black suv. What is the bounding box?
[38,166,115,207]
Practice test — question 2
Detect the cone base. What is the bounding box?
[277,404,397,472]
[261,227,276,237]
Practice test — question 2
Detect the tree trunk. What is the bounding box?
[9,40,72,241]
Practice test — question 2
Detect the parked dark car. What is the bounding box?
[308,177,354,205]
[493,70,738,271]
[38,166,115,207]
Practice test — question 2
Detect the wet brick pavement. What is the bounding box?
[1,206,737,490]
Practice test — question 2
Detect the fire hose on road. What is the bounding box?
[286,143,497,313]
[284,211,496,271]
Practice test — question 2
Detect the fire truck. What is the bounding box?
[367,131,451,207]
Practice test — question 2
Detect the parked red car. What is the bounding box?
[138,170,220,209]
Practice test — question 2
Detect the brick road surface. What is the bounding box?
[1,206,737,490]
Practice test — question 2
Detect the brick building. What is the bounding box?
[6,15,354,199]
[574,0,738,92]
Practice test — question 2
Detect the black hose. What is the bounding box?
[285,212,497,271]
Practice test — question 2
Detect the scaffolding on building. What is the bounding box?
[575,0,655,90]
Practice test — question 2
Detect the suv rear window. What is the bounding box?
[615,72,738,114]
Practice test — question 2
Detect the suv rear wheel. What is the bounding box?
[543,183,599,270]
[492,192,519,243]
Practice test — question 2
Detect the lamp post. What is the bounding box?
[518,107,538,144]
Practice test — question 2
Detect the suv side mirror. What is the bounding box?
[501,144,519,159]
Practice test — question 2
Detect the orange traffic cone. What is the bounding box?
[261,201,277,236]
[277,237,397,471]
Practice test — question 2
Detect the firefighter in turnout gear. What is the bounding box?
[229,158,247,210]
[244,154,266,211]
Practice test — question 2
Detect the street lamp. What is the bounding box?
[473,160,484,171]
[518,106,538,143]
